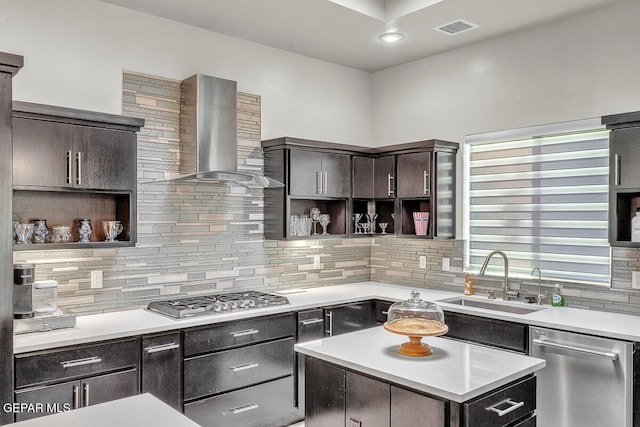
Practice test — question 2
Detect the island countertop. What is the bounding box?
[295,326,546,403]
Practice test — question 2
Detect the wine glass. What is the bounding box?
[366,213,378,233]
[353,213,363,234]
[361,223,370,234]
[319,214,331,235]
[379,223,388,234]
[310,208,321,235]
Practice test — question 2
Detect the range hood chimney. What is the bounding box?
[158,74,283,188]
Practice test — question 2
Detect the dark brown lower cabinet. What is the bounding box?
[14,369,138,422]
[141,331,182,410]
[305,356,536,427]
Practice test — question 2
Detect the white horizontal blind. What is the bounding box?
[466,123,610,285]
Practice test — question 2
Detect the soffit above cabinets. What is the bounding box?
[99,0,620,72]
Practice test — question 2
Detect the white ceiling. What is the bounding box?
[99,0,621,72]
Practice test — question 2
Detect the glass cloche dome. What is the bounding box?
[386,290,445,325]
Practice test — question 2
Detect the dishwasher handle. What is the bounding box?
[532,338,619,361]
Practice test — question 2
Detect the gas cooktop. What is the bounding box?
[147,291,290,319]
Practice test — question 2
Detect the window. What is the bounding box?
[464,119,610,285]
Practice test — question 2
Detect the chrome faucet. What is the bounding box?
[531,267,545,305]
[479,250,518,301]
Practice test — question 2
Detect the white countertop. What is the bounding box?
[14,281,640,353]
[295,326,545,402]
[11,394,200,427]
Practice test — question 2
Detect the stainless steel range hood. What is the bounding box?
[157,74,283,188]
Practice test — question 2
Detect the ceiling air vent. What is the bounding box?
[434,19,478,36]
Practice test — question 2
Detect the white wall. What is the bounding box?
[0,0,373,145]
[371,0,640,146]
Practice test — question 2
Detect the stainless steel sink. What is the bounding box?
[441,297,547,315]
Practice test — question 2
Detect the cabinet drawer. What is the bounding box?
[184,313,294,356]
[464,375,536,427]
[184,376,295,427]
[15,338,139,388]
[444,311,528,353]
[184,337,293,400]
[297,309,325,343]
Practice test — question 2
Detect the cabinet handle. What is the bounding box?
[485,398,524,417]
[325,311,333,336]
[72,385,80,409]
[144,342,179,354]
[76,152,82,185]
[66,151,72,184]
[615,153,621,186]
[229,403,259,415]
[230,362,259,372]
[60,356,102,368]
[82,383,90,407]
[316,171,322,195]
[230,329,259,338]
[387,174,394,196]
[301,318,324,326]
[323,170,328,195]
[423,171,430,194]
[381,311,389,315]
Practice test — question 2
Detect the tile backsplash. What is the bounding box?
[12,72,640,316]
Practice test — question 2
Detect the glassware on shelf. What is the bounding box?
[366,213,378,234]
[290,215,300,237]
[353,213,363,234]
[78,219,92,243]
[310,208,321,235]
[296,215,312,237]
[379,223,388,234]
[51,226,72,243]
[319,214,331,235]
[361,223,370,234]
[33,219,48,243]
[14,223,34,244]
[103,221,124,242]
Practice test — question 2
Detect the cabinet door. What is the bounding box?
[373,155,395,199]
[305,356,346,427]
[325,301,376,336]
[14,380,77,422]
[289,149,323,196]
[322,153,350,197]
[397,152,432,198]
[352,156,374,199]
[391,385,445,426]
[611,126,640,188]
[298,309,326,343]
[346,371,390,427]
[81,369,139,407]
[13,117,74,187]
[141,332,182,410]
[74,126,137,190]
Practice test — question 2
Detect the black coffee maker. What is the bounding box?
[13,263,35,319]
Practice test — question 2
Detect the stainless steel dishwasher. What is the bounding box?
[530,326,633,427]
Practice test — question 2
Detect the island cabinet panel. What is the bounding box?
[346,371,390,427]
[325,301,377,336]
[391,385,445,426]
[305,356,346,427]
[443,311,528,354]
[14,337,140,421]
[182,313,299,427]
[141,331,182,410]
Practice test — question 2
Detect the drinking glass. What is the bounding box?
[366,213,378,234]
[289,215,300,237]
[78,219,92,243]
[379,223,388,234]
[310,208,321,235]
[14,223,34,244]
[353,213,363,234]
[103,220,124,242]
[33,219,48,243]
[51,226,72,243]
[319,214,330,235]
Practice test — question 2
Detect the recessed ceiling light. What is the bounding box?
[379,32,405,43]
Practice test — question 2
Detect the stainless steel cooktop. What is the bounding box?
[147,290,290,319]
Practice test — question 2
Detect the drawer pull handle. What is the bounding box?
[83,383,90,407]
[145,343,180,354]
[72,385,80,409]
[532,338,619,360]
[485,399,524,417]
[230,329,259,338]
[381,311,389,315]
[301,318,324,326]
[61,356,102,368]
[230,362,259,372]
[230,403,259,415]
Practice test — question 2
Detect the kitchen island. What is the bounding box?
[295,326,545,427]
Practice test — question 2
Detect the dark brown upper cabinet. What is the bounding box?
[12,102,143,249]
[397,152,432,198]
[603,110,640,247]
[352,155,395,199]
[289,149,350,198]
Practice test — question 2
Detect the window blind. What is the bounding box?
[465,123,610,285]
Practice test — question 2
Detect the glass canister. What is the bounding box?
[51,226,72,243]
[78,219,92,243]
[32,280,58,314]
[33,219,49,243]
